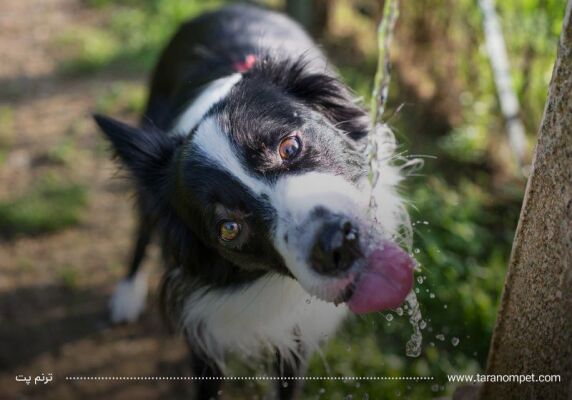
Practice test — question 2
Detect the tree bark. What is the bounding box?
[478,2,572,399]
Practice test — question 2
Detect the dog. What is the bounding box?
[94,4,414,399]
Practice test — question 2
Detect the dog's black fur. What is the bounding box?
[95,5,385,400]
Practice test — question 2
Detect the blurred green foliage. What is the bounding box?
[55,0,563,398]
[58,0,224,75]
[0,177,87,238]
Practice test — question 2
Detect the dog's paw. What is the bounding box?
[109,272,148,324]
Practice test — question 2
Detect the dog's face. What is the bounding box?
[96,60,413,314]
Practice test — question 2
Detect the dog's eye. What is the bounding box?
[218,220,241,242]
[278,134,301,160]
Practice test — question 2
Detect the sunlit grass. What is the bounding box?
[95,82,147,115]
[57,0,225,76]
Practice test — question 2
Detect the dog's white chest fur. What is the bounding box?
[182,275,348,363]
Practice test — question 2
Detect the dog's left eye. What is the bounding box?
[218,220,241,242]
[278,134,301,161]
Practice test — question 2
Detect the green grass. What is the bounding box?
[58,264,80,289]
[0,177,88,238]
[57,0,226,76]
[95,82,147,115]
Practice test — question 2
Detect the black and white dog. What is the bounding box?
[95,4,414,399]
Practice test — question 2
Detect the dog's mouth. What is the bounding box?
[343,241,414,314]
[319,240,415,314]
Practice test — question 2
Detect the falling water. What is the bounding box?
[366,0,424,360]
[404,291,423,357]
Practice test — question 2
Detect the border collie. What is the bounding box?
[94,4,414,399]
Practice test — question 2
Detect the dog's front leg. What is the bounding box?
[274,347,307,400]
[190,351,223,400]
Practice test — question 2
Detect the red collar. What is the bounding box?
[233,54,256,73]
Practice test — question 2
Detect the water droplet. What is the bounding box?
[386,314,394,321]
[346,345,352,352]
[429,293,435,299]
[417,276,424,284]
[443,304,448,309]
[282,382,289,388]
[396,307,404,316]
[419,320,427,329]
[305,298,311,304]
[414,248,420,254]
[319,388,326,394]
[415,288,420,293]
[431,384,440,392]
[423,221,429,225]
[430,341,435,347]
[436,334,445,341]
[451,337,460,346]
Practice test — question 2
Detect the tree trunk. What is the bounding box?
[478,2,572,399]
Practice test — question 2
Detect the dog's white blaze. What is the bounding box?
[192,117,270,196]
[171,73,242,136]
[109,271,148,323]
[182,275,347,366]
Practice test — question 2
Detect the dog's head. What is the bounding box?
[95,59,413,314]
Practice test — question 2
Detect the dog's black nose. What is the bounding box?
[310,219,361,275]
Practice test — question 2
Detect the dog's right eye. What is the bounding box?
[218,220,241,242]
[278,134,302,161]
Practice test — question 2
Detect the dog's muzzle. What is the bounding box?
[270,172,414,314]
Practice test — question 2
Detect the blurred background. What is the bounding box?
[0,0,564,399]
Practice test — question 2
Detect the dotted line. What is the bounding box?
[65,376,434,381]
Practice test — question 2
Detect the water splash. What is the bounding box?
[404,291,423,357]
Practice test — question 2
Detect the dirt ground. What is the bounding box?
[0,1,203,399]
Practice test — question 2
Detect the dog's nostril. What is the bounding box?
[343,221,352,234]
[332,249,342,267]
[343,221,358,241]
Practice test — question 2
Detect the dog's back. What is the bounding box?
[144,4,327,132]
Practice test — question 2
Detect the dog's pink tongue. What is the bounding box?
[348,242,414,314]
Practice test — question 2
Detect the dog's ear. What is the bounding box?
[287,72,370,141]
[93,114,179,192]
[254,59,371,140]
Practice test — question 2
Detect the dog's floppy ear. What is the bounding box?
[288,72,370,141]
[256,59,371,140]
[93,114,179,192]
